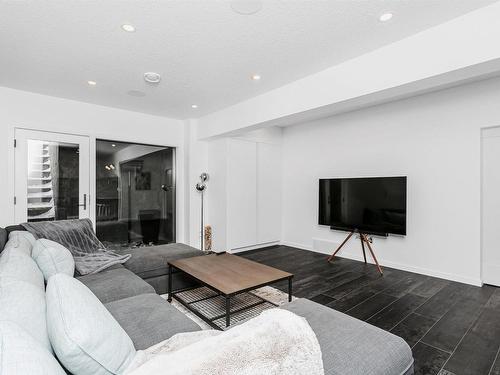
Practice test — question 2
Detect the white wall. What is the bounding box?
[0,87,187,242]
[281,75,500,286]
[184,119,209,250]
[206,138,228,251]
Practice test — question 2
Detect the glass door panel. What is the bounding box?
[95,139,175,249]
[15,129,90,223]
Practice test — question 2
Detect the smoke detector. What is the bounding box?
[143,72,161,84]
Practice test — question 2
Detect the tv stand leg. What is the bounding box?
[327,231,354,262]
[360,236,367,264]
[362,234,383,275]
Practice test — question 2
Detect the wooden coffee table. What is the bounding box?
[167,253,293,329]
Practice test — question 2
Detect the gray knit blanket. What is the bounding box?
[22,219,131,275]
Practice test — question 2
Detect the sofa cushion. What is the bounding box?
[0,247,44,290]
[0,278,52,352]
[15,230,36,248]
[0,227,7,253]
[104,293,202,350]
[3,231,37,256]
[0,321,66,375]
[77,267,155,304]
[32,239,75,281]
[46,274,136,375]
[281,299,414,375]
[142,272,199,295]
[119,243,201,279]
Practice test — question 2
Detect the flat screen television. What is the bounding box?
[318,176,407,236]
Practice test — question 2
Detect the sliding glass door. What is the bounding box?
[95,139,175,249]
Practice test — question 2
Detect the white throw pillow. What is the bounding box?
[0,277,52,352]
[4,231,37,256]
[32,239,75,281]
[46,273,136,375]
[0,247,45,290]
[0,321,66,375]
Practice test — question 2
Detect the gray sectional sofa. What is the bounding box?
[0,226,414,375]
[114,242,201,294]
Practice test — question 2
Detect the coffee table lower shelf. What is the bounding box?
[167,264,293,330]
[170,286,278,330]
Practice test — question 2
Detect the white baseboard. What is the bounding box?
[229,241,280,254]
[280,240,482,287]
[280,240,314,251]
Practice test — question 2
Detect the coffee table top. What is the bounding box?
[169,253,293,296]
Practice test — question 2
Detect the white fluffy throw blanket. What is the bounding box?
[125,309,324,375]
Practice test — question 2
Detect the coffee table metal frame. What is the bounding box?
[167,263,293,330]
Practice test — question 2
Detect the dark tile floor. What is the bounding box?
[241,246,500,375]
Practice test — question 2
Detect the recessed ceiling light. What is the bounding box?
[121,24,135,32]
[87,80,97,86]
[379,12,393,22]
[191,104,198,109]
[231,0,263,15]
[251,74,261,81]
[111,144,116,147]
[144,72,161,84]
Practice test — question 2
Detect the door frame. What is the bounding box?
[14,128,91,223]
[94,138,177,243]
[480,125,500,287]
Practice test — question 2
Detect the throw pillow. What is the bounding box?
[0,321,66,375]
[0,247,45,290]
[32,239,75,281]
[3,231,37,256]
[46,273,136,375]
[0,277,52,352]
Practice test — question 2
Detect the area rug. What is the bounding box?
[161,286,297,330]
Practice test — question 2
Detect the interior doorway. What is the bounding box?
[481,127,500,287]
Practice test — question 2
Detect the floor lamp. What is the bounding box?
[196,173,209,251]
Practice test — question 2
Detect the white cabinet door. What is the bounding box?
[257,142,281,244]
[227,139,257,250]
[482,128,500,287]
[14,129,90,224]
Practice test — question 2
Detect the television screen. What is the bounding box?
[318,177,407,236]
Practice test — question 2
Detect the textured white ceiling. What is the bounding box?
[0,0,496,119]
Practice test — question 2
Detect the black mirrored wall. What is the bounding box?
[95,139,175,249]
